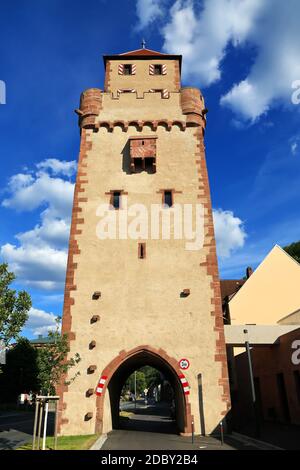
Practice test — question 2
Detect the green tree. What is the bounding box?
[125,370,146,396]
[0,337,39,403]
[37,319,81,395]
[284,241,300,263]
[124,367,162,396]
[141,366,161,389]
[0,263,32,346]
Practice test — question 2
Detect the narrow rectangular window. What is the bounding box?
[154,64,162,75]
[163,190,173,208]
[112,191,121,209]
[123,64,132,75]
[138,243,146,259]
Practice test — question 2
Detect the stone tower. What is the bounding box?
[58,48,230,436]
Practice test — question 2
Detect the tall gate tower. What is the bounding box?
[58,48,230,436]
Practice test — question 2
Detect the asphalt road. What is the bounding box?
[103,401,234,450]
[0,410,54,450]
[103,401,264,450]
[101,429,236,450]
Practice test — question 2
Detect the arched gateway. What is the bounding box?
[57,47,231,437]
[95,346,192,435]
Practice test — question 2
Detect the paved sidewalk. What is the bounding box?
[233,422,300,450]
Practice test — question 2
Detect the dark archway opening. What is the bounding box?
[107,351,186,434]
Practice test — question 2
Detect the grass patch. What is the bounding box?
[119,410,133,418]
[17,434,98,450]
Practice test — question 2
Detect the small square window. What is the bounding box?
[163,190,173,208]
[112,191,121,209]
[123,64,132,75]
[154,64,162,75]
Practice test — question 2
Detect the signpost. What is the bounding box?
[32,396,59,450]
[178,358,190,370]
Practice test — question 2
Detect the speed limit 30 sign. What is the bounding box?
[179,358,190,370]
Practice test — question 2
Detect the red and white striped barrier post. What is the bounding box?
[95,375,108,396]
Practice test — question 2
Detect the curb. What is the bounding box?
[89,433,107,450]
[232,431,283,450]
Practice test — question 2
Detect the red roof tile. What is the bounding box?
[119,48,169,56]
[220,279,246,301]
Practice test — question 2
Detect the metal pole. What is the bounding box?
[220,420,224,446]
[245,341,256,402]
[37,400,43,450]
[54,400,58,450]
[42,400,49,450]
[134,371,137,410]
[191,420,194,444]
[244,329,260,438]
[32,399,39,450]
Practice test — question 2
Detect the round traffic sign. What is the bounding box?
[179,358,190,370]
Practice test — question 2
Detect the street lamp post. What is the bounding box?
[244,329,260,438]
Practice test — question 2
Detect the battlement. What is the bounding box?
[76,87,207,129]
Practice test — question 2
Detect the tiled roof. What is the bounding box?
[119,48,169,56]
[220,279,246,301]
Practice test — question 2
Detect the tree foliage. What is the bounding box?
[124,366,162,395]
[284,241,300,263]
[0,337,39,403]
[0,263,32,346]
[37,319,81,395]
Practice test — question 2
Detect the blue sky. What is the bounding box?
[1,0,300,337]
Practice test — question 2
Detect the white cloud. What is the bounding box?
[1,159,75,291]
[213,208,246,258]
[25,307,59,336]
[1,243,68,290]
[136,0,300,121]
[220,80,270,123]
[16,217,70,249]
[36,158,77,177]
[290,136,300,156]
[162,0,263,87]
[291,142,298,155]
[136,0,163,30]
[2,171,74,218]
[220,0,300,121]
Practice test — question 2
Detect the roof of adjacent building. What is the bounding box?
[220,279,246,301]
[30,336,54,345]
[227,245,300,325]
